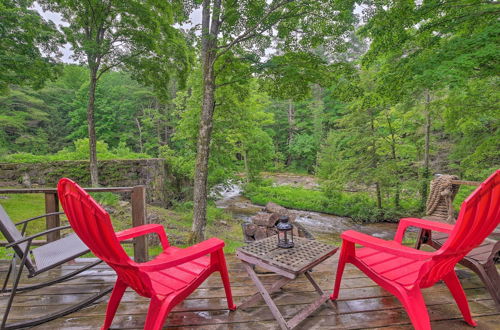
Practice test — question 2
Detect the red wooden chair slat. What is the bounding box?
[57,178,236,330]
[331,170,500,330]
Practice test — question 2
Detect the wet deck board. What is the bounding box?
[0,255,498,329]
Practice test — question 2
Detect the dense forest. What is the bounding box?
[1,1,499,234]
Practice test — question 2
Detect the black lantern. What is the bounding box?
[276,215,294,248]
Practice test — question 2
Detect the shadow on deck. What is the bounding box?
[0,254,498,329]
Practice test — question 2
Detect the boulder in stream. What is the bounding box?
[243,202,310,242]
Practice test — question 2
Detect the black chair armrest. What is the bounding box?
[6,225,71,248]
[14,212,65,226]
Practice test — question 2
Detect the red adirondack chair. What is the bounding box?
[57,178,236,330]
[331,169,500,330]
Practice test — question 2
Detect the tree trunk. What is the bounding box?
[386,112,400,208]
[285,99,295,166]
[375,182,382,210]
[155,99,163,146]
[369,108,382,210]
[87,68,99,187]
[164,80,178,146]
[394,181,400,208]
[191,0,221,243]
[421,90,431,210]
[135,117,143,153]
[311,84,323,172]
[191,66,216,243]
[243,149,250,183]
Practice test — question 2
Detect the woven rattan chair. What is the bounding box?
[415,174,500,310]
[0,205,112,329]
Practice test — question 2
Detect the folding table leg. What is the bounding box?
[239,276,291,310]
[304,271,335,308]
[242,262,290,330]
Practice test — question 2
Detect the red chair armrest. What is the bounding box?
[138,238,225,271]
[116,224,169,249]
[341,230,434,260]
[394,218,454,243]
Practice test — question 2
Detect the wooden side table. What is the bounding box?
[236,236,338,330]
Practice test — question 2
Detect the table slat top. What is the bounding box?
[237,236,338,274]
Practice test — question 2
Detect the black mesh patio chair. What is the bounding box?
[0,205,112,329]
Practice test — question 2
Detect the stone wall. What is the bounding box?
[0,159,169,205]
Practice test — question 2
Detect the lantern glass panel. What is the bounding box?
[276,215,294,248]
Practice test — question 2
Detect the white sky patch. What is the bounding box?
[176,7,202,31]
[36,2,366,64]
[36,2,203,63]
[33,2,76,63]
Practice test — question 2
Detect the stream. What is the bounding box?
[213,177,399,244]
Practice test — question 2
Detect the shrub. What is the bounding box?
[0,139,148,163]
[243,183,420,223]
[90,192,119,207]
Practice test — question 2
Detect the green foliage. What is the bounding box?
[0,138,148,163]
[68,71,161,151]
[168,201,243,253]
[360,0,499,99]
[174,201,232,225]
[0,65,81,154]
[172,66,275,186]
[260,52,330,101]
[89,192,119,207]
[318,67,412,207]
[0,191,47,235]
[0,87,52,153]
[158,145,195,182]
[443,77,500,179]
[0,66,177,157]
[0,192,242,257]
[38,0,190,95]
[315,1,499,218]
[243,182,419,223]
[1,0,498,228]
[453,185,478,212]
[264,93,326,173]
[35,0,191,186]
[0,0,63,93]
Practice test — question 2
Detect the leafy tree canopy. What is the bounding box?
[0,0,63,93]
[359,0,500,99]
[38,0,191,95]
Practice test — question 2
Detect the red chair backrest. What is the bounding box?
[58,178,153,296]
[420,170,500,287]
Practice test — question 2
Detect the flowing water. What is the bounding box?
[213,178,399,245]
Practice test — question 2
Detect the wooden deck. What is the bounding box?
[0,254,499,329]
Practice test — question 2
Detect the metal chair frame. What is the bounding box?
[0,206,112,329]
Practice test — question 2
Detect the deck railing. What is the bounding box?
[0,186,148,262]
[450,179,480,186]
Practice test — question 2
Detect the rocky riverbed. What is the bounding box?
[213,176,403,245]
